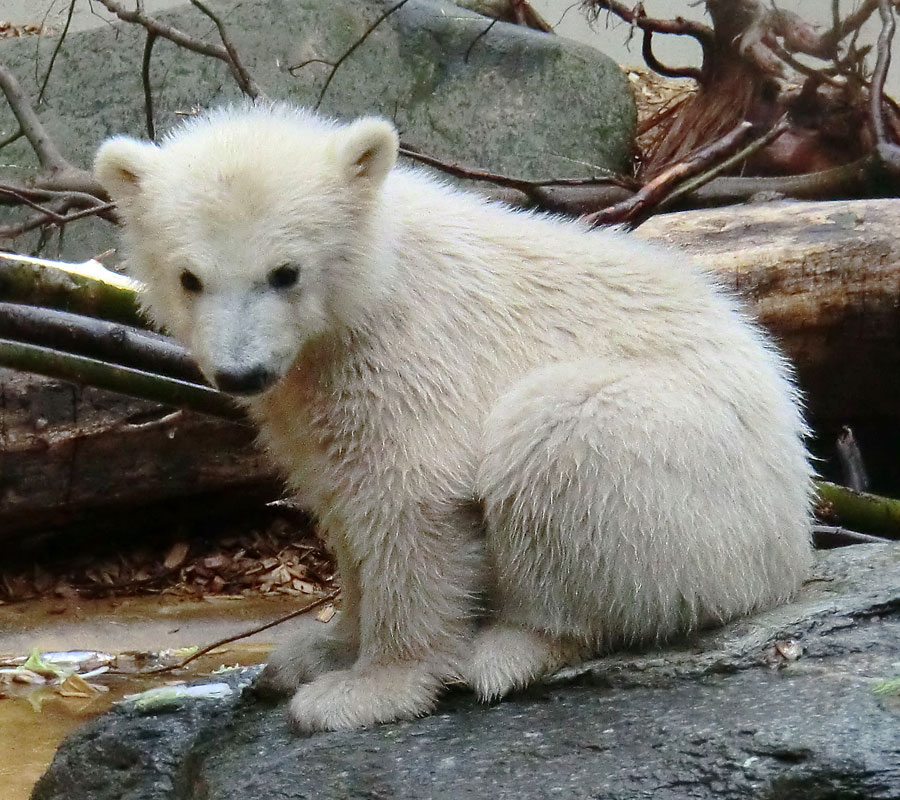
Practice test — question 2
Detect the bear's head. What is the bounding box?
[94,105,399,396]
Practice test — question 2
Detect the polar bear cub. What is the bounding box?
[95,104,812,732]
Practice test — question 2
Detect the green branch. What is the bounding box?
[0,301,203,384]
[816,480,900,539]
[0,338,243,422]
[0,252,144,326]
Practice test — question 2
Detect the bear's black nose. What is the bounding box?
[213,366,274,396]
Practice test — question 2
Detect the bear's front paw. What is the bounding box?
[258,615,356,694]
[288,663,444,732]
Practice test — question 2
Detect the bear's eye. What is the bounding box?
[180,270,203,293]
[268,264,299,290]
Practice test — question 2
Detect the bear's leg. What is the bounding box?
[464,624,588,701]
[260,534,360,692]
[286,502,485,732]
[469,359,809,699]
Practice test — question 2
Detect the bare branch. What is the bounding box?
[37,0,77,103]
[0,200,115,239]
[0,58,70,172]
[0,337,240,421]
[95,0,227,60]
[399,145,632,191]
[288,0,413,110]
[640,29,703,81]
[95,0,261,98]
[582,117,793,228]
[823,0,880,49]
[0,184,64,217]
[871,0,895,147]
[811,525,891,547]
[141,589,341,675]
[0,127,23,151]
[583,1,715,50]
[187,0,261,98]
[141,32,158,140]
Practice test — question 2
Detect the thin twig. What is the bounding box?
[187,0,261,98]
[37,0,77,103]
[0,183,111,208]
[660,115,791,207]
[0,185,70,219]
[141,589,341,674]
[823,0,881,49]
[812,525,892,546]
[141,32,158,140]
[871,0,895,147]
[287,0,412,110]
[399,145,632,191]
[0,201,115,239]
[465,18,499,64]
[0,127,23,151]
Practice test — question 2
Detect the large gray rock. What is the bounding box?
[0,0,635,260]
[31,544,900,799]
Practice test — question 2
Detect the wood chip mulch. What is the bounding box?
[0,509,335,603]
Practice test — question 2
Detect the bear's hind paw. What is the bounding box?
[464,625,585,702]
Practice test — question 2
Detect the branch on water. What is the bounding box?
[140,589,342,674]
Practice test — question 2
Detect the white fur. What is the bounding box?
[95,103,813,732]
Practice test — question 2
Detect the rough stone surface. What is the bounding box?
[0,0,635,260]
[32,544,900,799]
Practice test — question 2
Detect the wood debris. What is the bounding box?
[1,509,334,603]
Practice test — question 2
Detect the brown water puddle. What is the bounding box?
[0,594,315,800]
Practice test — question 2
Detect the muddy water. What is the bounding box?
[0,594,313,800]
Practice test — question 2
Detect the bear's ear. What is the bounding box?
[94,136,159,203]
[334,118,398,186]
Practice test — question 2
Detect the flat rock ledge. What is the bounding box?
[32,544,900,800]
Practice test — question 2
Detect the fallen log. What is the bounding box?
[2,198,899,538]
[637,198,900,425]
[0,369,279,539]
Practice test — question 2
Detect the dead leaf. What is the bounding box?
[57,673,105,698]
[164,541,190,570]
